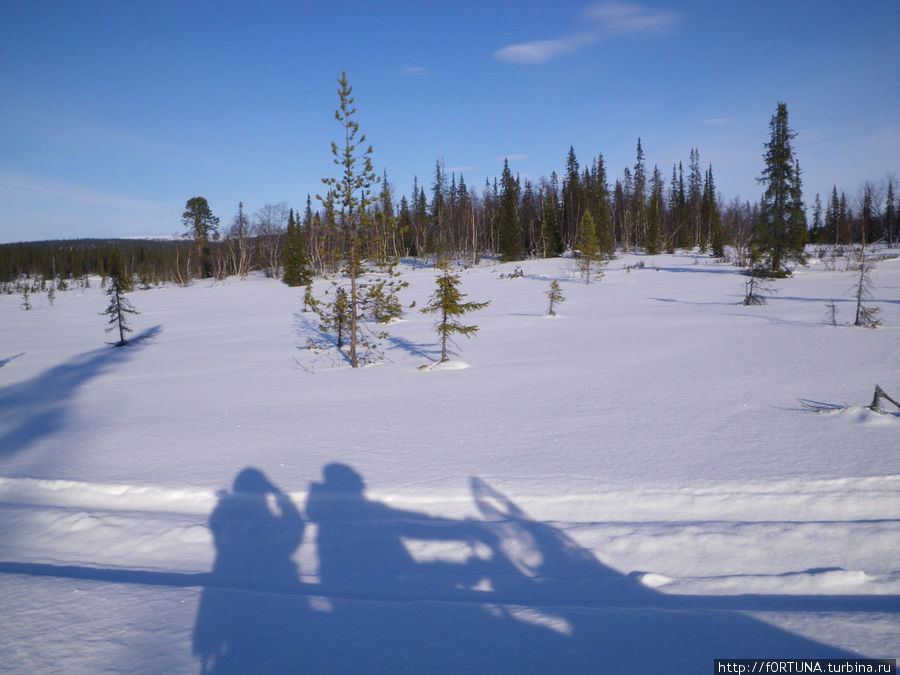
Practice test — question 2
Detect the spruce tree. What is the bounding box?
[703,166,725,258]
[753,102,807,276]
[541,185,564,257]
[283,200,313,287]
[646,165,663,255]
[852,248,881,328]
[574,209,606,284]
[562,147,583,249]
[498,159,523,262]
[885,178,896,247]
[420,259,489,363]
[632,139,647,248]
[102,254,138,346]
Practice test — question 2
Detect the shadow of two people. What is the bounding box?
[192,464,858,674]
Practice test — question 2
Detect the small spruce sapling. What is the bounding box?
[21,286,31,311]
[546,280,565,316]
[742,274,774,306]
[852,248,881,328]
[420,259,489,363]
[823,300,839,326]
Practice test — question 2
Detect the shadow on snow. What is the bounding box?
[2,464,892,671]
[0,326,162,460]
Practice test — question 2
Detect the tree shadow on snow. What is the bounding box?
[187,463,878,674]
[0,325,162,460]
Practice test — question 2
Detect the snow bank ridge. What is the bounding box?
[2,474,898,522]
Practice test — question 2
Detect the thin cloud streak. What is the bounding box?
[400,65,428,76]
[585,2,680,35]
[494,2,680,64]
[0,173,169,214]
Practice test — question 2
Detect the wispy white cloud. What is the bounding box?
[702,118,735,126]
[447,165,476,173]
[495,154,528,162]
[494,2,680,64]
[494,34,595,65]
[400,65,428,76]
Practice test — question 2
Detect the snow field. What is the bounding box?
[1,250,899,670]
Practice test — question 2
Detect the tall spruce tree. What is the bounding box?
[283,200,313,287]
[574,209,606,284]
[632,139,647,249]
[885,178,896,247]
[420,259,489,363]
[703,165,725,258]
[753,102,807,275]
[541,189,564,257]
[498,159,523,262]
[102,254,138,347]
[646,165,663,255]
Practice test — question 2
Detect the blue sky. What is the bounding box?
[1,0,898,243]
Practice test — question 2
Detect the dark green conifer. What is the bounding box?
[420,259,489,363]
[498,159,523,262]
[102,254,138,346]
[283,200,313,287]
[752,102,807,276]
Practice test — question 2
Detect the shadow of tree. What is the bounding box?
[0,325,162,459]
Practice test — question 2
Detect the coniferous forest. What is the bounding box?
[1,95,897,291]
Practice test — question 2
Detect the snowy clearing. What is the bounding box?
[1,250,898,672]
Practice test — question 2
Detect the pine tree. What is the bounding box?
[316,71,396,368]
[182,197,220,279]
[102,254,139,346]
[545,279,565,316]
[420,259,489,363]
[753,102,807,276]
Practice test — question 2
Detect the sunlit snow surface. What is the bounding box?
[1,250,898,672]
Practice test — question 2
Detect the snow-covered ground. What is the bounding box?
[1,250,898,672]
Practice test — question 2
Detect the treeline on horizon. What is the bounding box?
[1,142,897,287]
